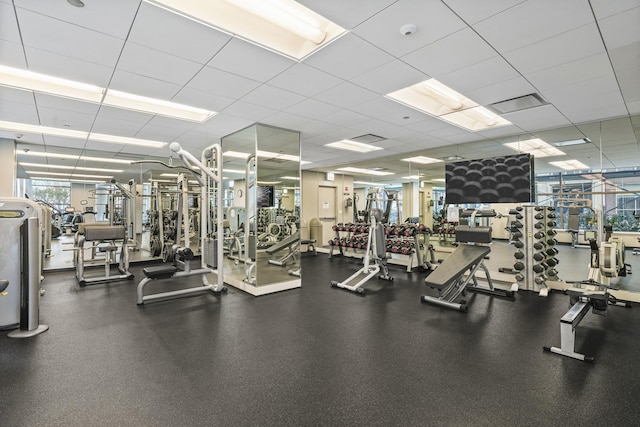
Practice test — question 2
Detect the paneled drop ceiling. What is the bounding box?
[0,0,638,185]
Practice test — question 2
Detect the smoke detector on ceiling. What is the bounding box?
[400,24,417,36]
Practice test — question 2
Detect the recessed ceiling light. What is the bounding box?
[144,0,347,61]
[1,120,166,148]
[504,138,565,157]
[25,170,112,179]
[553,138,591,147]
[325,139,383,153]
[67,0,85,7]
[402,175,421,180]
[336,167,394,176]
[0,65,215,122]
[549,159,589,171]
[19,162,123,173]
[17,150,136,165]
[386,78,511,131]
[401,156,442,165]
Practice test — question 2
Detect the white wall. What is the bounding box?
[70,183,96,212]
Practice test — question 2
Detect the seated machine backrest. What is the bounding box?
[84,225,126,241]
[567,207,580,230]
[455,225,492,244]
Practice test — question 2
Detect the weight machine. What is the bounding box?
[137,142,226,304]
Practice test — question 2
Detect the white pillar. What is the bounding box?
[0,138,17,197]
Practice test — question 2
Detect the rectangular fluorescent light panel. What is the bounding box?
[504,138,565,157]
[325,139,383,153]
[0,65,215,122]
[19,162,123,173]
[103,90,215,122]
[402,175,421,180]
[554,138,591,147]
[18,150,135,165]
[144,0,346,61]
[29,177,107,184]
[337,167,394,176]
[386,78,511,131]
[353,181,382,185]
[25,170,113,179]
[549,159,589,171]
[280,176,300,180]
[401,156,442,165]
[2,120,166,148]
[0,65,104,102]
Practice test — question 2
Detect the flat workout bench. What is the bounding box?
[421,226,514,312]
[267,232,301,266]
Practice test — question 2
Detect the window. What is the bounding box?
[31,180,70,213]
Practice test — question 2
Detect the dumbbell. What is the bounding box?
[534,275,547,285]
[401,247,411,255]
[546,258,559,267]
[546,247,559,256]
[533,252,545,262]
[514,250,524,259]
[534,231,545,239]
[515,274,525,281]
[547,229,557,236]
[511,220,523,228]
[547,213,556,219]
[547,269,559,278]
[404,226,417,237]
[532,263,548,273]
[394,226,405,235]
[512,231,523,239]
[547,238,558,246]
[534,213,544,220]
[534,206,544,211]
[534,222,545,229]
[514,240,524,248]
[514,262,525,271]
[546,206,555,211]
[533,241,546,250]
[547,221,557,227]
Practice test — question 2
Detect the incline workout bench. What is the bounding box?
[76,225,133,286]
[421,225,514,312]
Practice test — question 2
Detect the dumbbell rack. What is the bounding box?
[510,206,559,294]
[327,222,430,272]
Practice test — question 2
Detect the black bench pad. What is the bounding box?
[424,245,490,290]
[143,265,178,280]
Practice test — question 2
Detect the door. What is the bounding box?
[318,186,337,240]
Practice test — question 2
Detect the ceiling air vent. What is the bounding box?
[349,134,387,144]
[488,93,547,114]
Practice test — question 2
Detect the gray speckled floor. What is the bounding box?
[1,250,640,426]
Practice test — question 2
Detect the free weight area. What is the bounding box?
[2,1,640,426]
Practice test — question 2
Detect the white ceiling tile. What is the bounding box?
[297,0,397,29]
[91,115,148,136]
[543,75,627,122]
[406,116,452,134]
[17,8,123,67]
[33,93,100,116]
[82,140,126,153]
[3,131,43,145]
[314,82,379,108]
[24,47,114,87]
[36,106,96,130]
[109,70,181,100]
[117,42,202,86]
[526,52,614,91]
[283,99,341,120]
[443,0,527,25]
[609,42,640,107]
[352,0,466,57]
[319,110,370,127]
[207,37,294,82]
[590,0,640,19]
[350,60,428,95]
[0,39,27,68]
[177,129,221,146]
[347,119,413,140]
[297,120,340,136]
[93,105,153,127]
[437,56,519,95]
[504,23,606,75]
[402,28,497,76]
[128,1,231,64]
[503,105,572,132]
[186,66,261,100]
[598,6,640,50]
[473,0,594,52]
[304,33,394,81]
[0,99,39,123]
[263,112,312,130]
[221,101,280,122]
[134,123,190,142]
[355,97,429,123]
[0,85,35,104]
[42,135,87,150]
[193,114,254,138]
[15,0,139,39]
[240,85,306,111]
[267,63,342,97]
[0,2,21,43]
[465,76,537,106]
[172,87,236,113]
